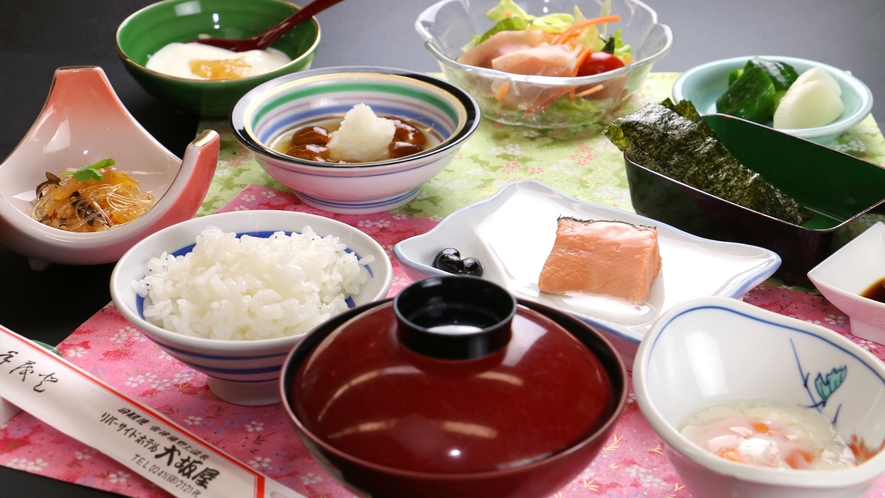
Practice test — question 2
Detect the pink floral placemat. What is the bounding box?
[1,185,883,497]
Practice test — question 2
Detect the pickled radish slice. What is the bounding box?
[791,67,842,97]
[773,70,844,129]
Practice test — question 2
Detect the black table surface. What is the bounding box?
[1,0,883,495]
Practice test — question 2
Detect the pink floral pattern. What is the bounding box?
[2,72,885,497]
[1,186,884,497]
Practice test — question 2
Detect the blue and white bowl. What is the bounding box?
[110,210,393,406]
[633,296,885,498]
[231,66,480,214]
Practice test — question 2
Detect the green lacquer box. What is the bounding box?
[625,113,885,284]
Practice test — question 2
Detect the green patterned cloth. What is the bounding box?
[197,72,885,234]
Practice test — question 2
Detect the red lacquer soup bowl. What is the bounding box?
[280,276,627,497]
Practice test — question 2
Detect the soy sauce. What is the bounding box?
[861,277,885,304]
[270,114,441,163]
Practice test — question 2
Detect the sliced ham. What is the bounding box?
[490,43,578,77]
[457,30,549,68]
[459,30,583,112]
[538,218,662,304]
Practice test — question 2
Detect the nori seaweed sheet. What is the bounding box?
[603,99,812,226]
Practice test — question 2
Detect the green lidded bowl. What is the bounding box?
[116,0,320,117]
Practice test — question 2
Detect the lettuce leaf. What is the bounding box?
[530,13,578,34]
[610,29,632,61]
[541,94,610,124]
[469,16,531,48]
[486,0,532,22]
[464,0,626,56]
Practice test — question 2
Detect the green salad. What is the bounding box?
[454,0,635,124]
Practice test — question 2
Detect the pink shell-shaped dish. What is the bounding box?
[0,66,218,269]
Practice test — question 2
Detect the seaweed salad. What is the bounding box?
[603,98,812,226]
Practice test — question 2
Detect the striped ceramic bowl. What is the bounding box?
[110,210,393,406]
[231,66,480,214]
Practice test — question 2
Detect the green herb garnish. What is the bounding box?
[62,158,116,182]
[601,34,616,54]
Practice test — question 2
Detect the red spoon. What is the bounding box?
[192,0,345,52]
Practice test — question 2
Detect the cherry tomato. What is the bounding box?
[577,52,625,77]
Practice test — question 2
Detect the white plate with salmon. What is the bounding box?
[394,180,781,366]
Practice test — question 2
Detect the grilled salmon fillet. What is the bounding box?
[538,217,662,303]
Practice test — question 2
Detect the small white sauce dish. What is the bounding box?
[633,296,885,498]
[808,222,885,345]
[0,66,219,270]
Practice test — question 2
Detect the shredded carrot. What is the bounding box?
[571,46,594,77]
[785,449,815,469]
[574,84,604,98]
[567,47,594,100]
[752,422,770,434]
[552,15,621,44]
[495,80,511,101]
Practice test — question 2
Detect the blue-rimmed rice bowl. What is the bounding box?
[109,210,393,406]
[231,66,480,214]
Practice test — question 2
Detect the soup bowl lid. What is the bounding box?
[282,276,623,474]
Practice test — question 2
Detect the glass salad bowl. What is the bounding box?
[416,0,672,129]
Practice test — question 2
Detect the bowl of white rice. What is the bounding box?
[109,210,392,406]
[231,65,481,214]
